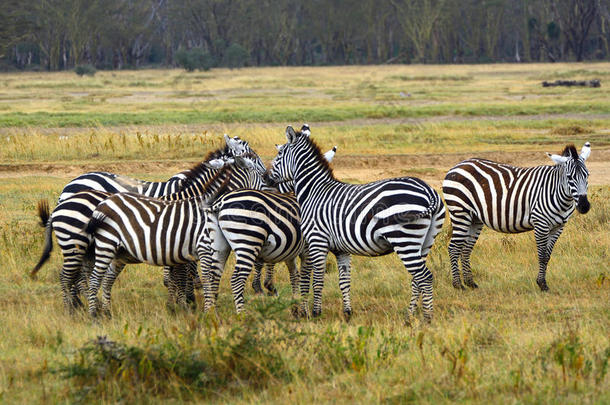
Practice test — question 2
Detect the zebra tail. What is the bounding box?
[396,192,443,222]
[31,200,53,279]
[85,213,106,237]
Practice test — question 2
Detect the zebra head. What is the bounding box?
[268,125,328,186]
[223,134,267,175]
[205,155,266,190]
[547,142,591,214]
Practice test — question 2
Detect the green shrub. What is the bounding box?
[175,48,215,72]
[222,43,249,69]
[74,64,97,77]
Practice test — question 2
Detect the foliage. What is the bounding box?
[2,0,610,70]
[222,43,249,69]
[175,48,215,72]
[74,64,96,77]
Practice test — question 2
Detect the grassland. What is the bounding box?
[0,64,609,404]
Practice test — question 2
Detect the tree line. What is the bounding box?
[1,0,609,71]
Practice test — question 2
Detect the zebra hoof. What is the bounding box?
[266,287,278,297]
[291,305,300,319]
[465,280,479,289]
[312,308,322,318]
[343,309,352,322]
[537,280,549,292]
[252,283,264,295]
[452,281,466,290]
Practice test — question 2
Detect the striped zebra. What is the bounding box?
[252,142,337,296]
[33,154,263,313]
[442,142,591,291]
[268,126,445,323]
[32,135,262,307]
[200,188,304,314]
[84,156,264,317]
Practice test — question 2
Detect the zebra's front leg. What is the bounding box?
[100,261,125,318]
[307,244,329,318]
[251,261,264,295]
[533,224,552,291]
[298,251,313,318]
[263,262,278,296]
[448,235,466,290]
[336,253,353,321]
[461,222,483,289]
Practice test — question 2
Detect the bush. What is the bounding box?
[175,48,215,72]
[74,64,97,77]
[222,43,249,69]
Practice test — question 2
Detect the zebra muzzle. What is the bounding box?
[576,195,590,214]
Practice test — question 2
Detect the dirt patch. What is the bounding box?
[1,148,608,186]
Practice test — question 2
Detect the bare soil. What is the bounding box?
[1,149,608,187]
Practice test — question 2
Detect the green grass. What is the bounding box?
[1,100,609,127]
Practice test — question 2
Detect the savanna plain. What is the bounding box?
[0,63,609,404]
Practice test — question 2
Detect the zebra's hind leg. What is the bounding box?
[251,261,264,294]
[387,232,434,323]
[230,247,261,313]
[336,253,353,321]
[460,221,484,289]
[263,263,278,296]
[100,262,125,318]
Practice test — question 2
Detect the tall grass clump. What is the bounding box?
[55,300,302,401]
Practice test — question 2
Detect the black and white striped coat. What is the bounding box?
[269,126,445,322]
[442,142,591,291]
[200,189,304,314]
[85,157,264,317]
[251,144,337,296]
[32,137,262,309]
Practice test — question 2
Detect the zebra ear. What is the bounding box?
[580,142,591,161]
[205,158,232,169]
[225,134,247,156]
[275,144,282,151]
[286,126,298,143]
[323,146,337,162]
[301,124,311,137]
[546,152,569,165]
[233,156,254,170]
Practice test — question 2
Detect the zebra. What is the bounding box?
[268,126,445,323]
[200,188,305,315]
[442,142,591,291]
[84,156,265,317]
[251,143,337,296]
[32,135,262,307]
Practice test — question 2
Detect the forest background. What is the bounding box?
[1,0,610,72]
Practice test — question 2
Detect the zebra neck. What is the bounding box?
[548,164,574,209]
[162,168,230,203]
[293,158,336,205]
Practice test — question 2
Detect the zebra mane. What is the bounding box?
[200,164,233,205]
[561,144,578,160]
[303,135,336,180]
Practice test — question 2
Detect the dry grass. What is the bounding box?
[0,64,608,404]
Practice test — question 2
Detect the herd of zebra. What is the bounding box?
[31,124,592,323]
